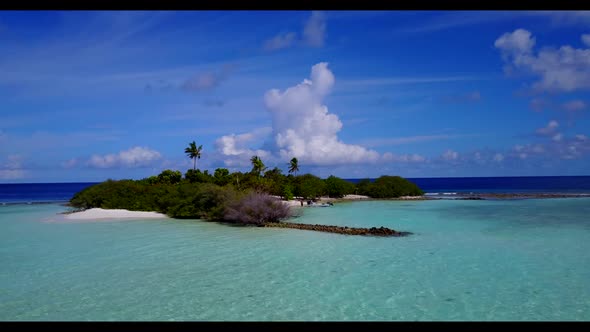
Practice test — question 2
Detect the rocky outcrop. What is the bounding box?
[263,222,411,237]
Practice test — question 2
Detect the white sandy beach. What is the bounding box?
[342,194,370,200]
[63,208,169,220]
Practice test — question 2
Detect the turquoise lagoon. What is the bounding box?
[1,198,590,321]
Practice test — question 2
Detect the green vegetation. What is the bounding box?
[250,155,267,177]
[324,175,356,198]
[357,175,424,198]
[184,141,202,170]
[288,157,299,175]
[69,145,423,225]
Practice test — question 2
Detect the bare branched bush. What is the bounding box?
[224,192,292,225]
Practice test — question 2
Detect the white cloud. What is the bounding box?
[214,127,273,167]
[582,34,590,47]
[507,130,590,160]
[87,146,162,168]
[536,120,559,136]
[495,29,590,92]
[495,29,536,55]
[303,11,326,47]
[61,158,78,169]
[562,100,587,112]
[493,153,505,162]
[442,149,459,161]
[0,169,25,180]
[262,11,326,51]
[0,155,26,180]
[263,32,297,51]
[382,152,426,163]
[264,62,381,165]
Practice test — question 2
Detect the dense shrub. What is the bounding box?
[166,183,239,219]
[324,175,356,198]
[157,169,182,185]
[185,169,214,184]
[358,175,423,198]
[294,174,326,199]
[224,192,292,225]
[282,184,294,201]
[213,168,231,186]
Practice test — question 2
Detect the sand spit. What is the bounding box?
[63,208,169,220]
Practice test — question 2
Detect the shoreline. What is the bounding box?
[4,192,590,208]
[57,206,410,237]
[62,208,169,220]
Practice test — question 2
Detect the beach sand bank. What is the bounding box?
[63,208,169,220]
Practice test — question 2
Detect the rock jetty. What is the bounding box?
[264,222,412,237]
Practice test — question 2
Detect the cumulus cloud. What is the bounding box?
[263,32,297,51]
[442,149,459,161]
[495,29,536,55]
[264,62,381,165]
[561,100,587,112]
[213,62,391,167]
[303,11,326,47]
[87,146,162,168]
[582,34,590,47]
[214,127,273,167]
[535,120,559,136]
[0,155,26,180]
[495,29,590,92]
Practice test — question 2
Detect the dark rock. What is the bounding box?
[263,221,411,237]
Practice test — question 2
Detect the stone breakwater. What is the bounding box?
[263,222,412,237]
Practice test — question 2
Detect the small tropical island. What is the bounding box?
[66,141,424,237]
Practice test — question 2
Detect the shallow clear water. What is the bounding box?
[1,199,590,321]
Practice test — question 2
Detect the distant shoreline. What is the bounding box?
[3,192,590,207]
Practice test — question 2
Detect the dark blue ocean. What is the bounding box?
[2,176,590,203]
[0,182,97,204]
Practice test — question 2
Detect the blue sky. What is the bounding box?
[1,10,590,183]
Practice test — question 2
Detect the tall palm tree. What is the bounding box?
[250,155,266,177]
[288,157,299,175]
[185,141,202,170]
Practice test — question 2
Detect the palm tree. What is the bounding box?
[288,157,299,175]
[250,155,266,177]
[185,141,203,170]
